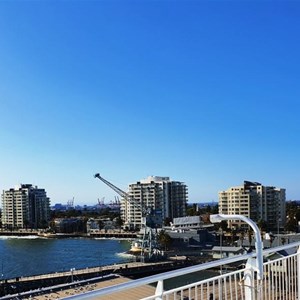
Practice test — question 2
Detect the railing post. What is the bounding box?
[244,257,256,300]
[297,246,300,299]
[155,280,164,300]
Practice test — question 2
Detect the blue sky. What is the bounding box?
[0,1,300,206]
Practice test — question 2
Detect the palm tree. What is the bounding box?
[230,228,237,245]
[115,217,123,232]
[239,230,245,247]
[248,230,253,247]
[98,220,104,231]
[24,219,30,230]
[158,230,172,251]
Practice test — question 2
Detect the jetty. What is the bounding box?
[0,260,192,298]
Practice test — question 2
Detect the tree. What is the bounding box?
[257,219,268,233]
[186,204,202,216]
[211,205,219,214]
[248,230,253,247]
[164,217,172,226]
[23,219,30,229]
[98,220,104,230]
[239,230,245,247]
[230,228,238,245]
[186,206,197,216]
[38,219,49,229]
[49,220,56,233]
[158,230,172,251]
[285,217,298,233]
[206,205,211,213]
[82,217,89,233]
[219,220,228,232]
[115,217,123,231]
[67,209,81,218]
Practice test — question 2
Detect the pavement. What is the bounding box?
[22,276,156,300]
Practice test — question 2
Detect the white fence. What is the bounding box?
[64,241,300,300]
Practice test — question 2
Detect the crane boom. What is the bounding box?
[94,173,128,198]
[94,173,138,205]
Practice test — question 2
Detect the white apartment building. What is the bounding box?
[1,184,51,229]
[121,176,188,230]
[219,181,286,230]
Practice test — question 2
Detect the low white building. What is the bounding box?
[212,246,246,259]
[86,218,100,232]
[171,216,202,230]
[86,217,116,233]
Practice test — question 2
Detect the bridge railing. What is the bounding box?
[64,241,300,300]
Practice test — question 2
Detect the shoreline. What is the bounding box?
[0,230,138,240]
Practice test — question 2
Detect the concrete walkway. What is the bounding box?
[22,276,156,300]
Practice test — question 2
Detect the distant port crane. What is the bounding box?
[67,197,74,209]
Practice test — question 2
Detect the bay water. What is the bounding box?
[0,236,132,280]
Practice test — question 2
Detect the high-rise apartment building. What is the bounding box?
[121,176,188,229]
[1,184,51,229]
[219,181,286,230]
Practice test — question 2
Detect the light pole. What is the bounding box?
[277,217,281,246]
[70,268,75,283]
[210,214,264,280]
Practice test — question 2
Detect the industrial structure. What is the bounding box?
[218,180,286,230]
[1,184,51,229]
[94,174,188,260]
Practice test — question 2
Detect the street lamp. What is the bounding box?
[70,268,75,282]
[277,217,281,246]
[210,214,264,280]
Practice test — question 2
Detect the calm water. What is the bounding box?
[0,236,132,280]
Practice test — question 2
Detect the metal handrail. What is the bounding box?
[63,241,300,299]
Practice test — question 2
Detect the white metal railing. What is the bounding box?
[63,241,300,300]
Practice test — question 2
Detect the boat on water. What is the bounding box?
[129,239,146,253]
[128,237,165,262]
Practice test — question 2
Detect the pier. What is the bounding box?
[0,260,192,297]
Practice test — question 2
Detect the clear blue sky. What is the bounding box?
[1,1,300,206]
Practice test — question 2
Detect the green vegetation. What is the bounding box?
[285,201,300,232]
[186,203,218,217]
[157,230,172,251]
[50,208,120,221]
